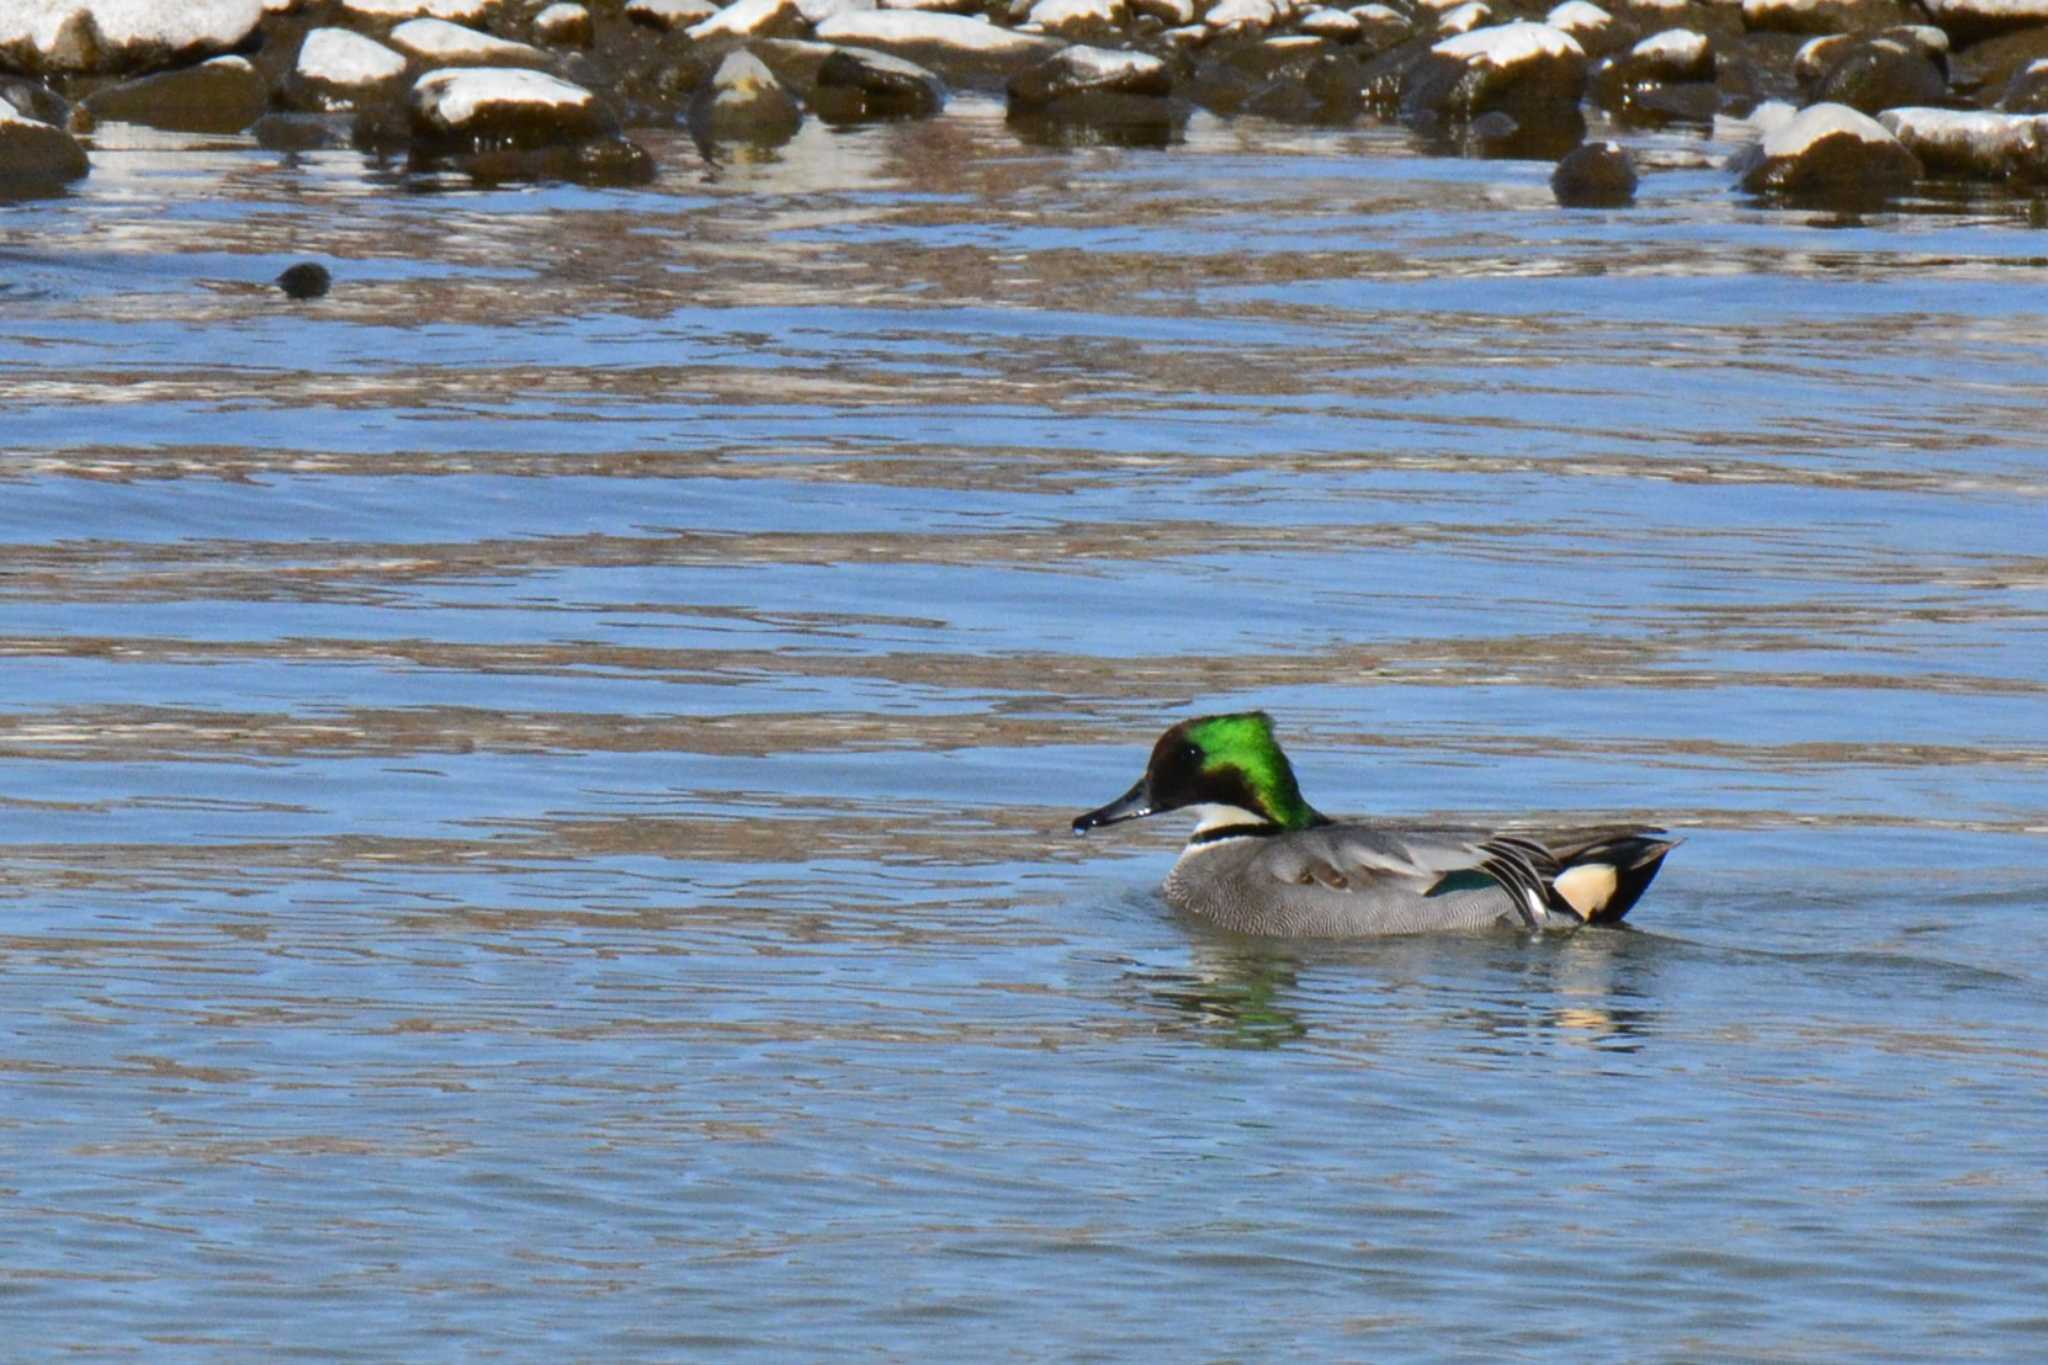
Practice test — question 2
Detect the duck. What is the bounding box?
[1073,712,1677,937]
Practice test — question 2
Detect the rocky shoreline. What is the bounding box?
[4,0,2047,204]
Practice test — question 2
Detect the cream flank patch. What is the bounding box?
[1552,861,1618,917]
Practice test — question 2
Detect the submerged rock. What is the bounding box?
[812,47,946,122]
[1551,138,1637,204]
[251,111,356,151]
[0,0,263,77]
[81,54,269,134]
[1879,106,2048,182]
[0,105,89,184]
[1731,100,1922,204]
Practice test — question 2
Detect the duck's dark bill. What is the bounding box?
[1073,779,1152,835]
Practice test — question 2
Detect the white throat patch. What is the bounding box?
[1188,803,1269,836]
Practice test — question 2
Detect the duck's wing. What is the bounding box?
[1248,823,1569,928]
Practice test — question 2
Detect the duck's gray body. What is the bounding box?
[1074,712,1679,940]
[1162,821,1671,937]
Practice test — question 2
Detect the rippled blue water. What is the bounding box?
[2,110,2044,1357]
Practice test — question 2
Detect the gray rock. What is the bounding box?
[0,106,89,183]
[82,55,270,134]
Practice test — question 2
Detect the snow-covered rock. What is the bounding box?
[389,18,548,66]
[532,3,592,45]
[0,0,263,76]
[410,66,615,146]
[1731,100,1922,200]
[688,0,808,39]
[687,48,802,144]
[1880,106,2048,181]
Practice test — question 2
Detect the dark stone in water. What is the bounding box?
[1400,22,1591,153]
[0,108,90,186]
[82,55,270,134]
[252,112,353,153]
[812,48,946,123]
[276,262,331,299]
[1552,139,1638,205]
[1999,52,2048,112]
[1731,102,1923,206]
[687,50,803,147]
[1,77,69,127]
[1008,46,1174,109]
[1809,35,1949,113]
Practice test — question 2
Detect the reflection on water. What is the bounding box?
[0,103,2044,1356]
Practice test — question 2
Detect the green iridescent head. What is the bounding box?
[1073,711,1326,837]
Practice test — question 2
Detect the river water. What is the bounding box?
[3,105,2045,1357]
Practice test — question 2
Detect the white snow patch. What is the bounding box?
[1544,1,1611,32]
[1432,20,1584,67]
[1435,2,1491,34]
[0,0,262,63]
[689,0,801,39]
[297,26,408,86]
[1205,0,1288,26]
[1760,101,1897,159]
[1028,0,1125,27]
[412,66,595,127]
[343,0,491,19]
[814,10,1057,52]
[391,18,546,64]
[1632,28,1707,63]
[1880,106,2048,160]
